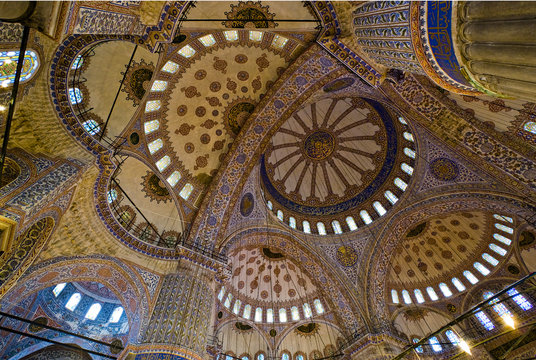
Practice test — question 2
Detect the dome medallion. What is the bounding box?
[303,131,336,161]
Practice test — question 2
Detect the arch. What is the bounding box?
[0,255,150,342]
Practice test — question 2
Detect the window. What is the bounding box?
[445,330,460,346]
[489,243,507,256]
[85,303,102,320]
[249,31,263,42]
[482,253,499,266]
[107,189,117,203]
[224,293,233,308]
[495,223,513,234]
[398,116,408,125]
[69,88,82,104]
[391,290,399,304]
[484,291,514,324]
[373,201,386,216]
[493,233,512,245]
[53,283,66,297]
[346,216,358,231]
[332,220,342,234]
[0,50,39,86]
[317,222,326,235]
[267,201,273,210]
[463,270,479,284]
[162,61,179,73]
[199,34,216,47]
[254,307,263,322]
[384,190,398,205]
[178,45,196,58]
[427,287,439,301]
[82,120,100,135]
[267,308,274,323]
[224,30,239,41]
[303,303,312,318]
[282,354,290,360]
[277,210,284,221]
[414,289,425,303]
[71,55,83,69]
[291,306,300,321]
[401,163,413,175]
[412,338,423,354]
[289,217,296,229]
[180,183,194,200]
[303,221,311,233]
[279,308,287,322]
[243,304,252,319]
[452,278,466,292]
[429,336,442,352]
[402,290,412,304]
[403,132,414,142]
[217,287,225,301]
[167,171,181,187]
[475,311,494,330]
[523,121,536,134]
[272,35,288,49]
[151,80,167,91]
[474,262,490,276]
[144,120,159,134]
[257,354,265,360]
[65,293,81,311]
[148,139,163,154]
[493,214,513,223]
[439,283,453,297]
[360,210,373,225]
[156,156,170,171]
[109,307,123,323]
[296,355,304,360]
[314,299,324,314]
[507,289,533,311]
[233,299,241,314]
[145,100,161,112]
[404,147,416,159]
[394,177,407,191]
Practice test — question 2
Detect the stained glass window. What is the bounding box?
[476,311,494,330]
[452,278,466,292]
[524,121,536,134]
[148,139,163,154]
[255,307,262,322]
[282,354,290,360]
[167,171,181,187]
[257,354,265,360]
[151,80,167,92]
[144,120,159,134]
[445,330,460,346]
[314,299,324,314]
[303,303,312,318]
[272,35,288,49]
[109,306,124,323]
[493,233,512,245]
[71,55,83,70]
[402,289,412,304]
[373,201,387,216]
[180,183,194,200]
[199,34,216,47]
[82,120,100,135]
[218,287,225,301]
[414,289,425,303]
[429,336,442,352]
[69,88,82,104]
[332,220,342,234]
[394,177,408,191]
[484,291,513,319]
[0,50,39,86]
[279,308,287,322]
[162,61,179,73]
[233,299,241,314]
[391,289,399,304]
[224,293,233,308]
[249,31,263,42]
[277,210,284,221]
[401,163,413,175]
[296,355,304,360]
[65,293,81,311]
[224,30,239,41]
[493,214,513,223]
[439,283,453,297]
[156,156,170,172]
[384,190,398,205]
[267,308,274,323]
[346,216,358,231]
[267,201,273,210]
[53,283,66,297]
[427,286,439,301]
[291,306,300,321]
[464,270,479,284]
[107,189,117,203]
[242,356,249,360]
[243,304,251,319]
[474,262,490,276]
[489,243,507,256]
[289,217,296,229]
[303,220,311,233]
[482,253,499,266]
[412,338,423,353]
[403,131,414,142]
[178,45,196,58]
[360,210,373,224]
[495,223,513,234]
[398,116,408,125]
[85,303,102,320]
[507,288,533,311]
[404,147,416,159]
[317,222,326,235]
[145,100,161,112]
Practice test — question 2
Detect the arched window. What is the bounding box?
[493,214,513,223]
[277,210,284,221]
[346,216,358,231]
[162,60,179,73]
[107,189,117,203]
[295,355,304,360]
[0,50,39,86]
[404,147,416,159]
[445,330,460,346]
[145,100,161,112]
[241,356,249,360]
[69,88,82,104]
[482,253,499,266]
[272,35,288,49]
[291,306,300,321]
[384,190,398,205]
[523,121,536,134]
[394,177,407,191]
[148,139,163,154]
[179,183,194,200]
[233,299,241,314]
[414,289,425,303]
[224,293,233,308]
[401,163,413,175]
[224,30,239,41]
[316,222,326,235]
[289,217,296,229]
[199,34,216,47]
[156,156,171,172]
[451,278,466,292]
[373,201,386,216]
[53,283,66,297]
[463,270,479,284]
[429,336,442,352]
[303,303,312,318]
[249,30,263,42]
[279,308,287,322]
[412,338,423,353]
[403,131,414,142]
[144,120,159,134]
[360,210,373,225]
[85,303,102,320]
[65,293,81,311]
[257,353,265,360]
[391,290,399,304]
[167,171,181,187]
[282,353,290,360]
[151,80,167,91]
[302,220,311,233]
[474,262,490,276]
[332,220,342,234]
[475,311,494,330]
[82,120,100,135]
[254,307,262,322]
[495,223,513,234]
[398,116,408,125]
[314,299,324,314]
[267,201,273,210]
[493,233,512,245]
[507,288,533,311]
[401,290,412,304]
[71,55,83,69]
[484,292,515,328]
[243,304,252,319]
[489,243,507,256]
[217,287,226,301]
[178,44,196,58]
[266,308,274,323]
[109,306,123,323]
[439,283,452,297]
[426,287,439,301]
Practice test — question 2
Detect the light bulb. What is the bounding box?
[502,314,515,329]
[459,339,472,355]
